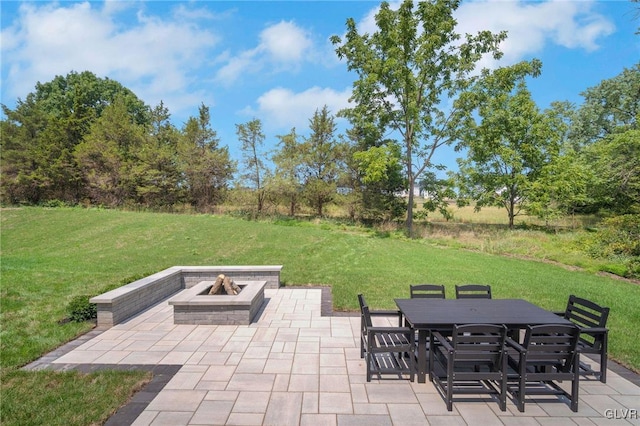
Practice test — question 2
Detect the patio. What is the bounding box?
[26,287,640,425]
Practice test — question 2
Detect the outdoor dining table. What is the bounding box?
[394,298,574,383]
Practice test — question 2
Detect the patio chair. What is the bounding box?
[358,294,415,382]
[407,283,447,332]
[455,284,492,299]
[410,284,446,299]
[506,324,580,412]
[429,324,508,411]
[556,295,610,383]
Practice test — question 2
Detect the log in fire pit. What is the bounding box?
[168,275,266,325]
[208,274,242,295]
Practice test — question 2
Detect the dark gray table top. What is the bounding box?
[395,298,573,329]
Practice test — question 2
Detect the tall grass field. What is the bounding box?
[1,207,639,424]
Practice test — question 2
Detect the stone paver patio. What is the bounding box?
[26,288,640,425]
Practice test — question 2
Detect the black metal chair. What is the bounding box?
[358,294,415,381]
[556,295,610,383]
[429,324,508,411]
[506,324,581,412]
[410,284,446,299]
[455,284,492,299]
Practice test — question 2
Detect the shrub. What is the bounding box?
[595,215,640,257]
[41,199,72,208]
[67,295,97,322]
[588,214,640,279]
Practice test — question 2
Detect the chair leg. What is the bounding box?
[446,356,453,412]
[409,350,415,382]
[499,379,506,411]
[571,377,579,412]
[499,353,507,411]
[571,356,580,412]
[600,334,608,383]
[517,370,526,412]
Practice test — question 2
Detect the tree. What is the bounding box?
[331,0,506,236]
[271,128,304,216]
[419,171,456,221]
[133,102,182,208]
[455,61,561,228]
[177,104,235,212]
[299,106,344,216]
[527,149,593,227]
[74,96,146,206]
[236,118,270,213]
[526,102,592,226]
[0,71,148,204]
[345,124,406,222]
[565,65,640,215]
[569,63,639,146]
[583,129,640,214]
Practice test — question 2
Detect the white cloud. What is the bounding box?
[244,86,352,131]
[215,20,313,85]
[259,21,311,63]
[455,0,615,67]
[101,0,135,16]
[0,2,219,119]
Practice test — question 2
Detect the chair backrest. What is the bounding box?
[357,293,367,311]
[563,295,609,350]
[455,284,492,299]
[410,284,446,299]
[357,294,373,329]
[451,324,506,366]
[521,324,580,372]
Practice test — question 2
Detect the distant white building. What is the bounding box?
[396,185,426,198]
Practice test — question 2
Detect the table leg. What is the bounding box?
[418,329,427,383]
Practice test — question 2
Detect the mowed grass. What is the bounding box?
[1,369,151,426]
[1,207,639,424]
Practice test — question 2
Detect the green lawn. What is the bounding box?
[1,207,639,424]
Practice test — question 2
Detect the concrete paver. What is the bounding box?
[25,288,640,425]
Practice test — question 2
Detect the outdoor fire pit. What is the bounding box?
[168,276,266,325]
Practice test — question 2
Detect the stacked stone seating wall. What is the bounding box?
[91,266,282,327]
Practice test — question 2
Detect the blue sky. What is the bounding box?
[1,1,638,172]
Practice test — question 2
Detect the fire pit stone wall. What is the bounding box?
[169,280,266,325]
[91,265,282,327]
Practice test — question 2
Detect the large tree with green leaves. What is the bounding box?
[133,102,183,208]
[455,61,563,228]
[178,104,235,212]
[569,63,639,146]
[347,126,406,221]
[299,106,345,216]
[331,0,506,236]
[74,96,146,206]
[566,64,639,214]
[0,71,148,204]
[583,129,640,214]
[524,101,592,225]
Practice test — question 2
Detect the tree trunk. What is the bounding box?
[508,196,515,229]
[406,177,415,237]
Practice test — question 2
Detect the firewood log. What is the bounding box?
[209,274,225,295]
[223,276,240,295]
